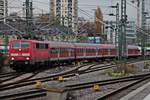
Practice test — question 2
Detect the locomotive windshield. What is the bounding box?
[12,42,30,48]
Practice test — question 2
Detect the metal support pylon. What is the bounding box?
[115,3,119,59]
[141,0,146,59]
[118,0,127,61]
[24,0,33,37]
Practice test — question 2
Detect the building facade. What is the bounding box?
[145,0,150,33]
[50,0,78,32]
[126,21,137,45]
[0,0,7,22]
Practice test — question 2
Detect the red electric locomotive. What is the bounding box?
[9,40,75,70]
[9,40,47,70]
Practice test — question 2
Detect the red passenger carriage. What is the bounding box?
[49,41,74,61]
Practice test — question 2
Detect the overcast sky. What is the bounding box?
[8,0,143,21]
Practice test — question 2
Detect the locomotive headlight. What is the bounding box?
[26,57,30,60]
[11,57,14,60]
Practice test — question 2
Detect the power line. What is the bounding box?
[79,6,150,36]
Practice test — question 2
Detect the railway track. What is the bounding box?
[65,72,150,90]
[0,89,46,100]
[0,64,95,91]
[0,60,142,91]
[0,60,137,85]
[96,77,150,100]
[0,60,147,99]
[0,63,116,91]
[1,72,150,100]
[0,72,17,78]
[0,71,40,89]
[1,72,38,85]
[0,72,25,84]
[0,64,93,99]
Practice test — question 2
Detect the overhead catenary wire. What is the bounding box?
[78,8,108,26]
[125,1,150,35]
[79,6,150,39]
[4,0,150,38]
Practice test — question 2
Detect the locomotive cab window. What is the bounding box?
[12,42,30,48]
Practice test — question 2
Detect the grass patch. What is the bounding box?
[106,62,136,77]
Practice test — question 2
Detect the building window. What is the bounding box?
[57,0,60,2]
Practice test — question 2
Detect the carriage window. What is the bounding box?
[70,48,74,52]
[60,48,63,53]
[77,48,80,52]
[12,42,29,48]
[86,49,95,53]
[51,48,58,54]
[39,44,45,49]
[36,43,39,48]
[81,49,83,52]
[98,49,101,52]
[45,44,49,49]
[36,43,48,49]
